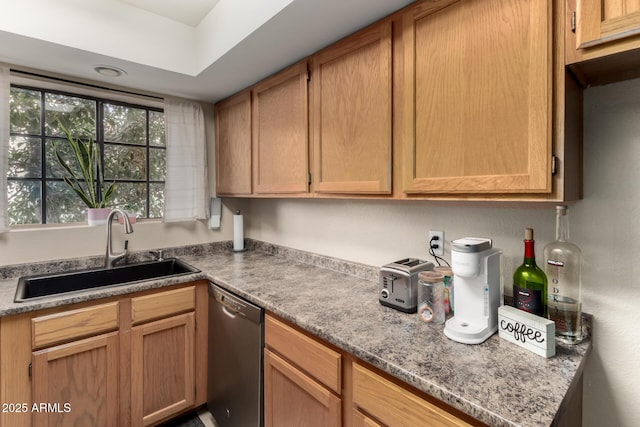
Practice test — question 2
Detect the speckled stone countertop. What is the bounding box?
[0,240,591,427]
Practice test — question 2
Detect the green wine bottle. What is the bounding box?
[513,228,547,317]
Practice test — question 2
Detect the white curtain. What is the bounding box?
[0,67,10,233]
[163,97,208,222]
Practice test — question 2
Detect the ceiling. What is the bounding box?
[0,0,415,103]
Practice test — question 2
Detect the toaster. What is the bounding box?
[379,258,434,313]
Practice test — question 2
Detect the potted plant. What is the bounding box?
[54,121,116,225]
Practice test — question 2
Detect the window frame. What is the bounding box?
[8,83,166,225]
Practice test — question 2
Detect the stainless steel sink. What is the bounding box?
[14,258,200,302]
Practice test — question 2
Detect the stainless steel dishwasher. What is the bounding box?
[207,283,264,427]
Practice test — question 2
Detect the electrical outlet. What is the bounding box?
[428,230,444,256]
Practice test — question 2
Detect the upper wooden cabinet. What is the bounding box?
[214,0,582,201]
[575,0,640,50]
[311,22,393,194]
[252,61,309,194]
[215,91,252,195]
[401,0,552,195]
[566,0,640,85]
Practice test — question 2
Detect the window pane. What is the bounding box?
[149,148,166,181]
[45,93,96,138]
[149,111,165,147]
[9,136,41,178]
[46,138,94,179]
[46,181,87,223]
[104,145,146,180]
[149,183,164,218]
[10,87,41,135]
[104,103,146,145]
[8,181,42,224]
[111,183,147,217]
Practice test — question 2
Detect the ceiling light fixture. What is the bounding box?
[93,65,127,77]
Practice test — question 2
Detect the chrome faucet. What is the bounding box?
[105,208,134,268]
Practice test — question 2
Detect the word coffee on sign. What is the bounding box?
[498,305,555,358]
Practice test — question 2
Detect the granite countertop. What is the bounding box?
[0,241,591,427]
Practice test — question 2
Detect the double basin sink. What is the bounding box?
[14,258,200,302]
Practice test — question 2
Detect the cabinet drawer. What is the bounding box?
[265,315,341,394]
[352,362,473,427]
[32,302,119,349]
[131,286,195,325]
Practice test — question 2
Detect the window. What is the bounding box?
[8,85,165,225]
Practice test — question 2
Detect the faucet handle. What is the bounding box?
[124,240,129,250]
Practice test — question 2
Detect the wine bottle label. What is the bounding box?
[513,286,544,316]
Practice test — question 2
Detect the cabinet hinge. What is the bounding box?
[28,363,32,378]
[306,69,311,82]
[551,155,558,175]
[571,11,576,33]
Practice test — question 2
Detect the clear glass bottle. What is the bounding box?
[513,228,547,317]
[544,206,583,344]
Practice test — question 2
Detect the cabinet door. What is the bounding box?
[352,363,473,427]
[215,91,252,195]
[264,349,341,427]
[32,332,119,427]
[576,0,640,48]
[402,0,552,194]
[253,61,309,194]
[353,408,383,427]
[312,22,392,194]
[131,313,195,427]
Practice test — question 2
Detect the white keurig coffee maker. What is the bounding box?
[444,237,502,344]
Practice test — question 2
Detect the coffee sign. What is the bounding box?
[498,305,555,358]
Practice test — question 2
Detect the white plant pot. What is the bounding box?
[86,208,112,226]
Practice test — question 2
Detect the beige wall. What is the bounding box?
[241,78,640,426]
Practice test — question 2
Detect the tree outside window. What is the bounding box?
[8,86,166,225]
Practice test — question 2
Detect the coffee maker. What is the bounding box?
[444,237,502,344]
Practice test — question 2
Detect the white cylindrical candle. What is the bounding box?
[233,211,244,251]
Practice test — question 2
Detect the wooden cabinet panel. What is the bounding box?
[131,312,195,426]
[253,61,309,194]
[576,0,640,48]
[312,22,392,194]
[215,91,252,195]
[264,349,341,427]
[32,302,119,349]
[353,408,383,427]
[352,362,473,427]
[32,332,119,427]
[402,0,552,194]
[130,286,195,325]
[266,315,341,394]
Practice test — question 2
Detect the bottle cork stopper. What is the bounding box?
[418,271,444,283]
[525,227,533,240]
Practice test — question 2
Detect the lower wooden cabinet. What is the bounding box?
[264,349,341,427]
[31,332,119,427]
[131,313,195,426]
[0,281,208,427]
[352,362,474,427]
[264,313,482,427]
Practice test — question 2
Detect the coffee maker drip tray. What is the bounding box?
[444,317,497,345]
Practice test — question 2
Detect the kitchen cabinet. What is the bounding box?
[572,0,640,53]
[264,314,342,427]
[130,287,198,426]
[565,0,640,85]
[252,61,309,194]
[311,21,392,194]
[265,314,481,427]
[401,0,554,196]
[0,281,208,427]
[32,332,119,427]
[351,362,476,427]
[215,91,252,195]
